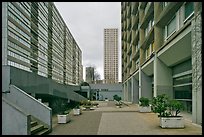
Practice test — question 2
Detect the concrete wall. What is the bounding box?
[2,97,31,135]
[2,66,10,93]
[7,66,86,102]
[154,55,173,99]
[99,91,123,101]
[89,83,123,101]
[3,85,52,130]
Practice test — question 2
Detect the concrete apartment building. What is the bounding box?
[121,2,202,125]
[2,2,86,134]
[86,67,95,84]
[104,28,119,84]
[2,2,83,85]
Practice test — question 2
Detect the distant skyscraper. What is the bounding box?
[86,67,94,84]
[104,28,118,83]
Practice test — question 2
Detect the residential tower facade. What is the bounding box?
[104,28,119,84]
[121,2,202,125]
[2,2,83,85]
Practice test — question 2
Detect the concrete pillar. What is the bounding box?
[139,67,142,99]
[123,82,127,101]
[128,79,132,102]
[87,89,90,99]
[140,70,152,99]
[132,76,139,103]
[191,9,202,125]
[2,66,10,93]
[2,2,8,66]
[154,54,173,99]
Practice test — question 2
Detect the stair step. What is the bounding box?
[31,121,38,127]
[31,124,44,135]
[35,128,50,135]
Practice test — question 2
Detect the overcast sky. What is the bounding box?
[54,2,121,82]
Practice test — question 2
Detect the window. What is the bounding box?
[184,2,194,21]
[167,16,176,37]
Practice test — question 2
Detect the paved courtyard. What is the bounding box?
[49,101,202,135]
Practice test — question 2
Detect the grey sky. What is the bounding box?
[54,2,121,82]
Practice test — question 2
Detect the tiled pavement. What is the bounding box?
[48,101,202,135]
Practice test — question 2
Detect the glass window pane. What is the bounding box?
[167,16,176,36]
[185,2,194,19]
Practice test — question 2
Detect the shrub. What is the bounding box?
[151,94,183,117]
[113,95,121,102]
[139,97,150,107]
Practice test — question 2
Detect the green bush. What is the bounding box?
[139,97,150,107]
[151,94,183,117]
[113,95,121,102]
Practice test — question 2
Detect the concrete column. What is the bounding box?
[2,66,10,93]
[128,79,132,102]
[154,54,173,98]
[87,89,90,99]
[132,76,139,103]
[126,80,129,101]
[123,82,127,101]
[139,67,142,99]
[191,10,202,125]
[2,2,8,66]
[140,70,152,99]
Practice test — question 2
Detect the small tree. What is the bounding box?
[151,94,170,117]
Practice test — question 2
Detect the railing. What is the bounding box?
[3,85,52,131]
[2,97,31,135]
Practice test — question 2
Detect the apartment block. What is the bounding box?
[2,2,82,85]
[104,28,119,84]
[121,2,202,125]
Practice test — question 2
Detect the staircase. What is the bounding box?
[31,120,49,135]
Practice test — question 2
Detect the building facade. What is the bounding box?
[2,2,83,85]
[104,28,119,84]
[121,2,202,125]
[90,83,123,101]
[85,67,94,84]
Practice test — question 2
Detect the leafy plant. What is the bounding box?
[168,99,184,116]
[80,100,92,107]
[151,94,183,117]
[113,95,122,107]
[74,104,80,109]
[113,95,121,102]
[139,97,150,107]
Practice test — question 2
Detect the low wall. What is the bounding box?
[2,97,31,135]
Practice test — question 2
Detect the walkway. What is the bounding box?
[49,101,202,135]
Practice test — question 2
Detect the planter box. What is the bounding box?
[139,106,151,112]
[73,108,81,115]
[160,116,184,128]
[57,114,70,124]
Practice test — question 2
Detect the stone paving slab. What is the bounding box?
[49,111,102,135]
[97,111,202,135]
[49,101,202,135]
